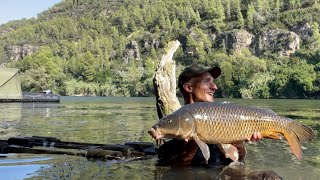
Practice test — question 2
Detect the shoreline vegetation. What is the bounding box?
[0,0,319,99]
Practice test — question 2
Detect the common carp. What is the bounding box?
[148,102,315,163]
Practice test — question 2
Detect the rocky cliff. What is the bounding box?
[213,28,305,57]
[7,45,38,61]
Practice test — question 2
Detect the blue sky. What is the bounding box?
[0,0,63,25]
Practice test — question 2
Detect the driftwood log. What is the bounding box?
[153,40,182,119]
[0,136,156,161]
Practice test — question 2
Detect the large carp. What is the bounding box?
[148,102,315,163]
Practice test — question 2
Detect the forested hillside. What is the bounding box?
[0,0,319,98]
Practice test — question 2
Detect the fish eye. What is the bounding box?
[167,120,172,123]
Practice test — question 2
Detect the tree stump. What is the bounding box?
[153,40,181,119]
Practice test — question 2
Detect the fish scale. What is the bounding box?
[149,102,315,162]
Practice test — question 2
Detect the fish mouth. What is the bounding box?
[148,128,164,140]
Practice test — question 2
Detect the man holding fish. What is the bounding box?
[155,64,263,166]
[150,64,315,166]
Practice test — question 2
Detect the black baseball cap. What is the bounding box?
[178,64,221,91]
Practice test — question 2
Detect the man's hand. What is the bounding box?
[247,132,262,142]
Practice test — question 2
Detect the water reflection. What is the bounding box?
[167,165,278,180]
[0,164,50,179]
[0,103,23,121]
[0,103,23,138]
[0,155,51,180]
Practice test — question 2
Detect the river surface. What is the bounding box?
[0,97,319,179]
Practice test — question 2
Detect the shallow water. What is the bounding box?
[0,97,319,179]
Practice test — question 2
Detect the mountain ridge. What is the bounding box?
[0,0,319,98]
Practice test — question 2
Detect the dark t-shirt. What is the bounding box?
[157,139,232,166]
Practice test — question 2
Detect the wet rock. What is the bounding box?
[247,170,283,180]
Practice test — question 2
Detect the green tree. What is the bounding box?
[256,0,262,14]
[209,0,225,32]
[209,52,236,97]
[232,0,241,18]
[246,3,255,28]
[274,0,280,18]
[237,11,245,29]
[313,62,320,97]
[158,14,167,29]
[115,62,144,96]
[171,19,181,35]
[284,0,296,10]
[81,51,97,82]
[14,47,65,93]
[239,72,273,99]
[270,58,316,98]
[311,22,320,49]
[224,0,231,20]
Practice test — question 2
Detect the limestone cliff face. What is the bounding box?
[254,29,300,57]
[221,30,254,53]
[7,45,38,61]
[214,29,300,57]
[2,28,305,63]
[292,22,313,42]
[129,41,140,60]
[124,41,140,64]
[0,27,15,36]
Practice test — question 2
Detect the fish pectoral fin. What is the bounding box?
[232,142,247,163]
[264,132,283,140]
[218,144,239,162]
[193,135,210,164]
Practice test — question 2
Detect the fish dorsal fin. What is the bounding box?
[193,134,210,164]
[257,107,277,115]
[218,102,277,115]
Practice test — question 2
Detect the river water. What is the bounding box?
[0,97,319,179]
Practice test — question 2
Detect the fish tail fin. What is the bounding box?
[283,122,315,160]
[291,122,315,142]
